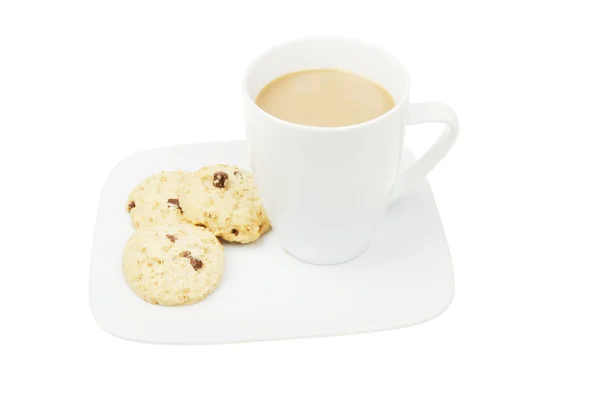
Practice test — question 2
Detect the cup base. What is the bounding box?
[281,242,373,266]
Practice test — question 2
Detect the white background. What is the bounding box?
[1,0,599,398]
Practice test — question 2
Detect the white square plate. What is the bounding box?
[90,140,453,344]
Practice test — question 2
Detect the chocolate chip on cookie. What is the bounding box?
[165,234,177,243]
[167,198,182,212]
[128,201,136,212]
[179,251,203,270]
[188,256,203,270]
[231,229,239,236]
[213,171,228,188]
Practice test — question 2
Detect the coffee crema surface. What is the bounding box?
[255,69,395,127]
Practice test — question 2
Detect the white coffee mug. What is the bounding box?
[243,37,458,265]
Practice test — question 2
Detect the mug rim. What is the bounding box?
[242,36,411,132]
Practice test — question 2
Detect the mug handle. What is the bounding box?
[391,102,459,202]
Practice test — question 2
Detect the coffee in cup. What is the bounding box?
[255,69,395,127]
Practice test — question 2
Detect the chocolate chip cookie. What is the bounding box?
[122,224,224,306]
[178,164,270,243]
[127,171,188,229]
